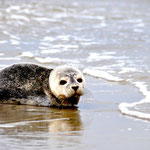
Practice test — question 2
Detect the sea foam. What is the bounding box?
[35,57,62,64]
[83,68,124,82]
[20,52,34,58]
[41,49,60,54]
[118,82,150,120]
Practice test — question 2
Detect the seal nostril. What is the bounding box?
[72,86,79,91]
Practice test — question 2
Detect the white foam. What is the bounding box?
[87,52,114,62]
[20,52,34,58]
[2,31,10,35]
[10,34,20,40]
[35,57,62,64]
[134,29,143,33]
[6,6,20,13]
[40,42,51,47]
[83,68,124,82]
[10,14,30,22]
[128,128,132,131]
[0,41,7,44]
[43,36,55,42]
[119,67,140,74]
[118,100,150,120]
[33,17,51,22]
[53,44,79,49]
[134,82,150,100]
[35,56,79,64]
[54,13,68,19]
[101,51,116,55]
[0,64,7,69]
[0,57,20,60]
[135,23,145,27]
[118,82,150,120]
[10,39,20,45]
[17,8,30,14]
[41,49,60,54]
[57,35,70,41]
[0,53,4,56]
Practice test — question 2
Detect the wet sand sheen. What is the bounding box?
[0,77,149,150]
[0,104,82,132]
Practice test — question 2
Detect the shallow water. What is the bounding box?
[0,0,150,149]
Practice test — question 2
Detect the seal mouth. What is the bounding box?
[58,93,80,107]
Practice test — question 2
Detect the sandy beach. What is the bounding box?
[0,0,150,149]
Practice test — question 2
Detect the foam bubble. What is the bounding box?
[0,64,8,69]
[35,57,62,64]
[118,100,150,120]
[83,68,124,82]
[10,40,20,45]
[87,52,114,62]
[6,6,20,13]
[134,82,150,100]
[134,29,143,33]
[135,23,145,27]
[35,56,79,65]
[10,34,20,40]
[53,44,79,49]
[57,35,70,41]
[41,49,60,54]
[0,53,4,56]
[127,128,132,131]
[20,52,34,58]
[33,17,51,22]
[43,36,55,42]
[118,82,150,120]
[10,14,30,22]
[0,57,20,60]
[0,41,7,44]
[119,67,140,74]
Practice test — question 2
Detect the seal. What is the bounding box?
[0,64,85,107]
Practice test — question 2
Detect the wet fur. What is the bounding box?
[0,64,84,107]
[0,64,53,105]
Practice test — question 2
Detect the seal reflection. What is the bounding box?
[48,107,83,133]
[0,104,83,134]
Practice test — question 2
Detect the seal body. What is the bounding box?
[0,64,85,107]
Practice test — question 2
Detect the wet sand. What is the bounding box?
[0,0,150,149]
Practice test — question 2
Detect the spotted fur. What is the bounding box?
[0,64,85,107]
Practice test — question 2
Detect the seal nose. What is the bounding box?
[72,86,79,91]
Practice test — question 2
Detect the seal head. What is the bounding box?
[49,65,85,107]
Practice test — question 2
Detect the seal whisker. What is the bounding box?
[81,89,94,103]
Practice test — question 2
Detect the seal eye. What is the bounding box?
[77,78,83,83]
[60,80,67,85]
